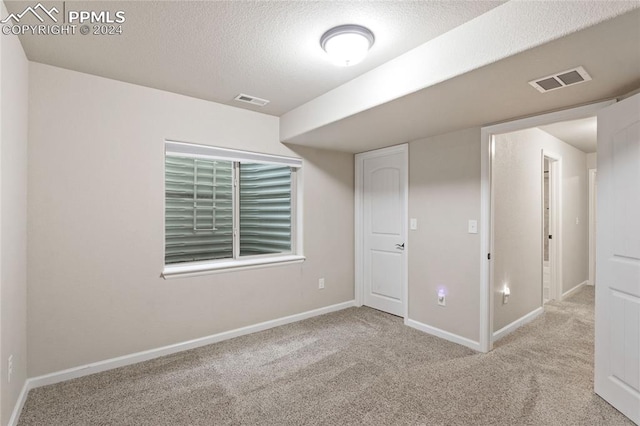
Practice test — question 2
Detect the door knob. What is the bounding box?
[395,243,405,250]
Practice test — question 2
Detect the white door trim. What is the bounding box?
[542,151,563,302]
[355,144,409,319]
[588,168,597,286]
[479,99,614,352]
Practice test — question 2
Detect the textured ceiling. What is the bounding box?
[539,117,598,154]
[7,0,503,116]
[283,9,640,152]
[7,1,638,153]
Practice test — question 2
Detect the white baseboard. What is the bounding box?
[8,381,30,426]
[493,306,544,342]
[25,300,355,392]
[405,318,482,352]
[562,280,589,299]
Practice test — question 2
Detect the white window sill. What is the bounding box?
[162,255,306,279]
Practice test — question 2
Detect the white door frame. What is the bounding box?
[355,144,409,320]
[542,151,562,303]
[588,168,597,286]
[479,100,614,352]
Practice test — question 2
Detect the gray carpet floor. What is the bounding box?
[18,286,633,425]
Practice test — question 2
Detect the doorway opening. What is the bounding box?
[543,158,551,303]
[479,100,611,353]
[542,154,560,304]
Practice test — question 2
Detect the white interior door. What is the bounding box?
[360,145,407,317]
[595,93,640,424]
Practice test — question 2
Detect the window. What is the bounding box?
[163,141,304,277]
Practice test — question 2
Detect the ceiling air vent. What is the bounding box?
[234,94,270,107]
[528,66,592,93]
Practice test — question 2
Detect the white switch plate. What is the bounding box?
[468,220,478,234]
[318,278,325,289]
[438,293,446,306]
[410,218,417,230]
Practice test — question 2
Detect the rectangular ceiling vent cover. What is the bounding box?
[234,94,270,107]
[528,66,592,93]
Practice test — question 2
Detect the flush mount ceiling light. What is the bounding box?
[320,24,375,67]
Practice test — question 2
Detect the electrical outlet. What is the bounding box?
[318,278,325,289]
[8,355,13,384]
[437,290,446,306]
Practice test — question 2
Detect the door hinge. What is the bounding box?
[488,253,491,260]
[549,235,552,239]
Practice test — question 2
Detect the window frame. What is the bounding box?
[162,141,304,279]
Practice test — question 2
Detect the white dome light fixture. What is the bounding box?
[320,24,375,67]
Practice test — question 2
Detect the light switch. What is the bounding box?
[468,220,478,234]
[410,218,418,230]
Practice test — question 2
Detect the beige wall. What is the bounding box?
[408,128,481,343]
[28,63,354,377]
[493,128,589,331]
[586,152,597,170]
[0,3,29,423]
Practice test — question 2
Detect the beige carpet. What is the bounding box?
[18,286,632,425]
